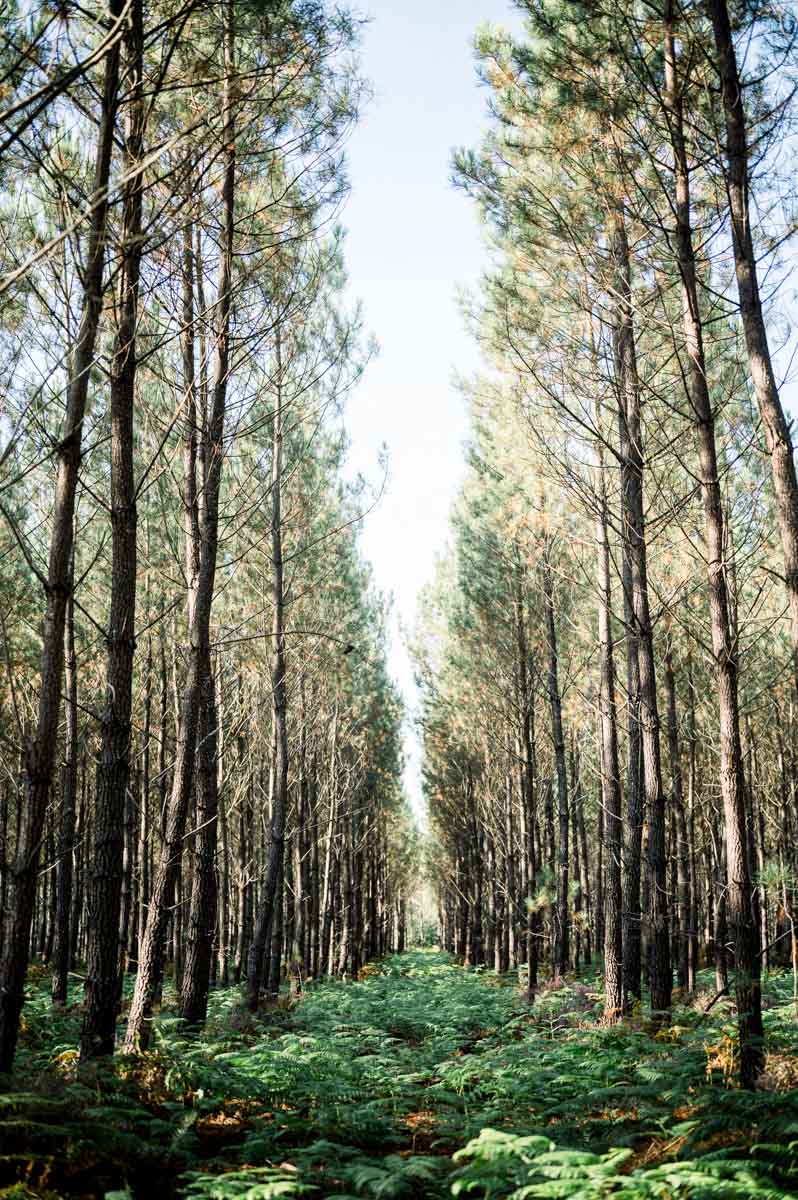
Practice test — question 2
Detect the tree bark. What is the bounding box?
[595,416,623,1019]
[514,565,538,999]
[663,5,763,1085]
[52,579,78,1007]
[81,0,145,1058]
[663,632,692,992]
[320,703,339,978]
[180,659,220,1025]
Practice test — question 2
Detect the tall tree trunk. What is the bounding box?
[81,0,145,1060]
[571,743,582,971]
[179,203,219,1027]
[267,857,284,997]
[663,6,763,1085]
[136,634,152,976]
[291,694,308,972]
[70,760,86,969]
[687,656,700,986]
[125,0,235,1050]
[120,772,137,976]
[233,764,251,984]
[338,811,353,974]
[663,631,692,993]
[542,546,569,978]
[0,11,123,1072]
[610,199,670,1018]
[500,761,511,973]
[216,669,231,986]
[577,787,591,964]
[180,659,220,1025]
[246,332,289,1011]
[320,704,339,977]
[52,577,78,1006]
[465,772,483,967]
[595,417,623,1019]
[514,565,538,1000]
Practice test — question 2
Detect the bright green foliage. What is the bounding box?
[451,1129,798,1198]
[182,1169,313,1199]
[4,954,798,1197]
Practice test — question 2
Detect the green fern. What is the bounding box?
[6,952,798,1200]
[181,1168,313,1199]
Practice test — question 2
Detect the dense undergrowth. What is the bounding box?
[2,951,798,1198]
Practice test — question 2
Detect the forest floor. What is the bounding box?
[3,951,798,1198]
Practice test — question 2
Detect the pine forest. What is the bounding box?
[2,0,798,1196]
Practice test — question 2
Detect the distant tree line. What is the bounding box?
[418,0,798,1090]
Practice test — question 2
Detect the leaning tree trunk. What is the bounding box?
[0,11,122,1073]
[664,6,763,1086]
[81,0,145,1059]
[707,0,798,699]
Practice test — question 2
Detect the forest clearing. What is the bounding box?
[5,0,798,1195]
[4,950,798,1199]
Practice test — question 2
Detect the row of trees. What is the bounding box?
[418,0,798,1089]
[0,0,414,1077]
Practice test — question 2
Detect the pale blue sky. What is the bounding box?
[342,0,519,815]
